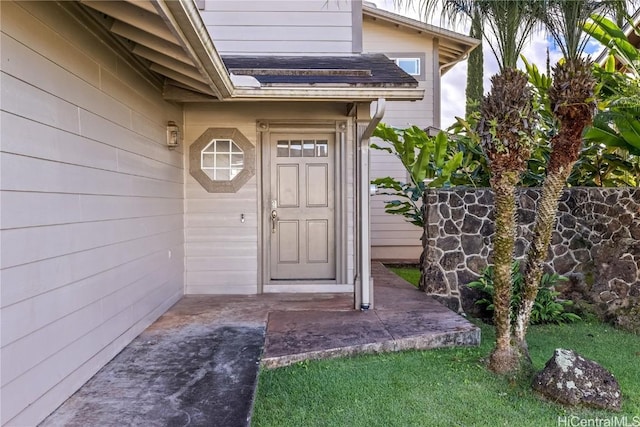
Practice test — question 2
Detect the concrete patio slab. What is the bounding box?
[40,325,265,427]
[40,263,480,427]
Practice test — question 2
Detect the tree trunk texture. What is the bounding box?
[488,171,520,374]
[516,99,593,343]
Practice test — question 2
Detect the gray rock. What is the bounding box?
[533,349,621,411]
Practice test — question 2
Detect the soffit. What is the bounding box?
[77,0,227,100]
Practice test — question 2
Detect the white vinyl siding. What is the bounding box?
[200,0,354,55]
[184,102,354,294]
[363,19,437,260]
[0,2,184,425]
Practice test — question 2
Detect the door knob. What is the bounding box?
[271,210,278,233]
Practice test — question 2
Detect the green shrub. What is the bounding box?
[467,261,581,325]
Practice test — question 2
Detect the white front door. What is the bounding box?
[269,134,336,280]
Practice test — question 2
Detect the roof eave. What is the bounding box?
[153,0,234,99]
[362,5,480,53]
[230,87,425,102]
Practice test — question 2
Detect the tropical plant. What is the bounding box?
[468,262,581,325]
[516,1,627,354]
[584,15,640,181]
[371,124,463,227]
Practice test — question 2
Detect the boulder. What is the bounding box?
[532,348,621,411]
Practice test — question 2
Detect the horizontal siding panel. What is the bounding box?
[371,223,421,232]
[1,250,181,383]
[0,191,82,230]
[212,26,352,42]
[1,72,80,134]
[1,215,183,269]
[186,198,258,213]
[185,180,257,199]
[187,257,256,272]
[1,1,102,87]
[213,40,353,55]
[186,241,257,258]
[1,231,183,308]
[79,109,183,169]
[1,111,118,171]
[10,0,119,76]
[205,1,349,12]
[372,238,422,246]
[1,33,131,128]
[116,149,183,183]
[186,284,257,295]
[203,11,351,27]
[373,230,422,240]
[185,226,257,242]
[185,212,257,228]
[187,271,257,287]
[1,153,183,198]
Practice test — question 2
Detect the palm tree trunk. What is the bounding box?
[515,166,571,344]
[488,171,519,374]
[516,58,595,343]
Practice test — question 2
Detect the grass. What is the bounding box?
[252,268,640,427]
[388,266,421,288]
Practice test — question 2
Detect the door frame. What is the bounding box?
[257,120,350,292]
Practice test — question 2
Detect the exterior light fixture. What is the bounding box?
[166,121,180,150]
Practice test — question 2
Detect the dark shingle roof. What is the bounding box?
[221,54,418,87]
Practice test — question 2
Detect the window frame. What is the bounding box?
[189,128,255,193]
[387,52,426,81]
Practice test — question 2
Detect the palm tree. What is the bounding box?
[395,0,538,374]
[477,69,536,373]
[514,0,630,347]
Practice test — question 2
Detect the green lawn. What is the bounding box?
[389,266,421,288]
[252,269,640,426]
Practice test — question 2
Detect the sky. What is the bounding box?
[371,0,604,127]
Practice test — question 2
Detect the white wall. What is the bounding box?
[0,2,184,425]
[363,18,437,260]
[200,0,357,55]
[184,102,355,294]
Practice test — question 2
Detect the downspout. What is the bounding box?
[358,98,386,310]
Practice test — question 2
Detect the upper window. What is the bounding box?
[394,58,421,76]
[190,128,255,193]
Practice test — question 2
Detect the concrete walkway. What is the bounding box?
[41,263,480,427]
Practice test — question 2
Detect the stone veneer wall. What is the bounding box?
[419,187,640,332]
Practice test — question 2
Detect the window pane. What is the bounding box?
[203,142,215,153]
[203,169,215,180]
[215,169,230,180]
[231,142,242,153]
[216,153,230,168]
[231,154,244,168]
[396,58,419,75]
[290,140,302,157]
[303,140,315,157]
[202,153,215,168]
[277,140,289,157]
[216,140,230,152]
[230,168,242,179]
[316,140,328,157]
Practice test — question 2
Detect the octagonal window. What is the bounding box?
[190,128,255,193]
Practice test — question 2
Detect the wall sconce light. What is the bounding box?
[166,121,180,150]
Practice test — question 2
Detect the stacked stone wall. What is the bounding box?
[420,187,640,332]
